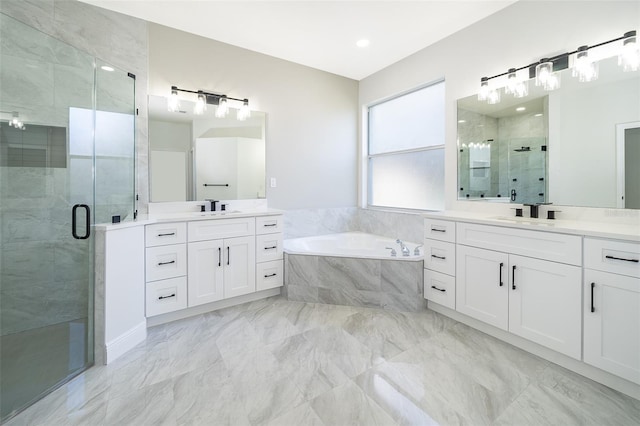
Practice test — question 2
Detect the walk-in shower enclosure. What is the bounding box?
[0,13,136,421]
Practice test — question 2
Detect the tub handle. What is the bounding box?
[414,244,423,256]
[385,247,397,257]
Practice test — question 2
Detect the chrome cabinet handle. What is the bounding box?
[264,273,277,278]
[218,247,221,267]
[263,223,277,227]
[158,260,175,266]
[227,246,230,266]
[431,285,446,292]
[499,262,504,287]
[431,254,446,260]
[264,246,277,250]
[431,227,446,233]
[512,265,516,290]
[157,232,175,237]
[591,282,595,313]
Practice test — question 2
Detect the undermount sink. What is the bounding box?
[193,210,242,217]
[490,216,554,226]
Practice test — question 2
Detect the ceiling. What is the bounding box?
[79,0,517,80]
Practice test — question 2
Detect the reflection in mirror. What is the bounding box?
[148,95,266,202]
[458,54,640,209]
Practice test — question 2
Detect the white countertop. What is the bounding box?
[94,208,285,232]
[423,211,640,242]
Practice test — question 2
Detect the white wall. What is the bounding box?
[359,0,640,218]
[148,23,359,210]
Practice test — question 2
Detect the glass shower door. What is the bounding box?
[0,14,95,421]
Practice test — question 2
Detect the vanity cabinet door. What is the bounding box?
[584,269,640,384]
[223,236,256,299]
[188,240,225,306]
[456,245,509,330]
[508,255,582,359]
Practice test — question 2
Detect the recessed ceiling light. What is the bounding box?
[356,39,370,48]
[534,113,543,117]
[101,65,114,72]
[516,107,526,112]
[458,120,466,123]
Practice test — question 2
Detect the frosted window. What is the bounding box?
[369,82,445,155]
[367,81,445,210]
[369,149,444,210]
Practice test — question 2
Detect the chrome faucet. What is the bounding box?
[205,199,218,211]
[396,239,410,257]
[414,244,423,256]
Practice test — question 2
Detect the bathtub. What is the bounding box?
[283,232,423,261]
[283,232,426,312]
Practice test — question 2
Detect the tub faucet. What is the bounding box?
[385,247,397,257]
[396,239,410,257]
[414,244,423,256]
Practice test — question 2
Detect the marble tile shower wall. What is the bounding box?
[0,0,148,335]
[284,207,424,243]
[0,0,150,215]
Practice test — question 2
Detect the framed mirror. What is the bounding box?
[148,95,266,202]
[457,54,640,209]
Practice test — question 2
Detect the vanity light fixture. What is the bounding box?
[216,95,229,118]
[573,46,599,82]
[6,111,25,130]
[194,91,207,115]
[476,29,637,104]
[535,59,561,91]
[168,86,250,120]
[619,30,639,72]
[237,99,250,121]
[504,68,529,98]
[477,77,490,101]
[168,86,180,112]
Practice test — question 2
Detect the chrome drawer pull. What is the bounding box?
[431,254,446,260]
[499,262,504,287]
[158,293,176,300]
[264,273,277,278]
[264,246,277,250]
[264,223,277,227]
[605,255,639,263]
[157,232,176,237]
[431,285,446,293]
[591,282,595,313]
[431,227,446,233]
[158,260,176,266]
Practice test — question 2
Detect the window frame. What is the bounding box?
[363,79,446,212]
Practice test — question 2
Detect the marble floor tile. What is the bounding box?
[5,297,640,426]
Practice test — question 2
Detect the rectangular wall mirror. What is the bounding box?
[148,94,266,202]
[457,54,640,209]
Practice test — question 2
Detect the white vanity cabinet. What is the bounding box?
[144,222,188,317]
[188,218,256,306]
[423,218,456,309]
[455,223,583,359]
[583,238,640,385]
[255,215,284,291]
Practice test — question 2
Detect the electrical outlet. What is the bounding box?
[270,177,277,188]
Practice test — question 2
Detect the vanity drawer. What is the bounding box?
[188,217,255,242]
[424,269,455,310]
[146,222,186,247]
[145,244,187,282]
[146,276,187,317]
[456,222,582,266]
[256,215,283,235]
[585,238,640,278]
[256,260,284,291]
[424,219,456,243]
[256,233,284,263]
[424,239,455,276]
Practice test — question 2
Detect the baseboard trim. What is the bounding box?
[104,320,147,364]
[428,301,640,401]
